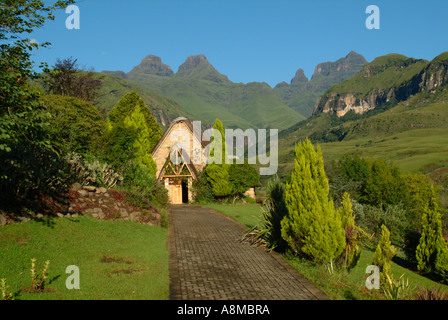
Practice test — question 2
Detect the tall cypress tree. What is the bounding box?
[108,91,162,151]
[106,91,161,175]
[281,139,345,264]
[123,103,157,176]
[206,118,232,197]
[339,192,361,269]
[416,185,445,273]
[373,225,396,283]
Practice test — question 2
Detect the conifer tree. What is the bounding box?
[106,91,161,176]
[108,91,162,151]
[123,104,157,176]
[373,225,396,282]
[206,118,232,198]
[281,139,345,264]
[339,192,361,269]
[416,185,445,273]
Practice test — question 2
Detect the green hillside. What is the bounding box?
[276,52,448,203]
[97,72,195,127]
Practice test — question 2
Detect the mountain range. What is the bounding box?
[276,51,448,188]
[101,51,368,130]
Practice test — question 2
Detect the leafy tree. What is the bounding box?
[41,95,105,155]
[105,91,161,175]
[0,0,74,201]
[416,186,446,274]
[191,170,215,203]
[281,138,345,265]
[108,91,162,151]
[361,159,403,207]
[44,57,104,104]
[373,225,396,283]
[228,161,259,203]
[205,163,232,198]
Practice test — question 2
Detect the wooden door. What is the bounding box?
[171,180,182,204]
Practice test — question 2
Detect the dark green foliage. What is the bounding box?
[42,95,105,155]
[228,161,259,202]
[108,91,162,151]
[104,91,161,173]
[205,163,232,198]
[247,175,288,252]
[44,57,104,104]
[352,200,409,247]
[330,155,404,208]
[121,160,168,209]
[0,0,74,204]
[101,122,137,168]
[191,171,215,203]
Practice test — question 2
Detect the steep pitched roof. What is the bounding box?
[151,118,209,156]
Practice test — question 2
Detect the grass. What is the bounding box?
[205,203,264,229]
[0,215,169,300]
[208,202,448,300]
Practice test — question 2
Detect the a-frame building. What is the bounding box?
[151,117,208,204]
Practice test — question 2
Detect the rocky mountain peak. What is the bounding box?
[128,54,174,77]
[311,51,367,80]
[178,54,211,71]
[291,68,309,83]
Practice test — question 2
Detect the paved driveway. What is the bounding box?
[167,205,329,300]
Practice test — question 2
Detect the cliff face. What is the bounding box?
[274,51,367,117]
[313,53,448,117]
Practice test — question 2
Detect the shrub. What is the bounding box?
[373,225,396,283]
[66,152,123,188]
[192,171,215,203]
[41,94,105,155]
[228,161,259,203]
[246,175,288,252]
[281,139,345,265]
[338,193,361,269]
[382,273,412,300]
[352,200,409,247]
[414,284,448,300]
[30,258,50,292]
[0,278,13,300]
[416,186,445,274]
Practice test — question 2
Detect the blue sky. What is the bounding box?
[30,0,448,87]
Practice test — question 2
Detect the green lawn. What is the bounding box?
[0,216,168,300]
[208,203,448,300]
[205,203,264,229]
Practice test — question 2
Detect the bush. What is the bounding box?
[192,171,215,203]
[41,95,105,155]
[373,225,396,284]
[281,139,345,264]
[66,152,123,188]
[352,200,409,247]
[245,175,288,252]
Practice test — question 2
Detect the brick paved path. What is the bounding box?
[167,205,329,300]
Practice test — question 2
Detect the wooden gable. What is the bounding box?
[151,118,207,180]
